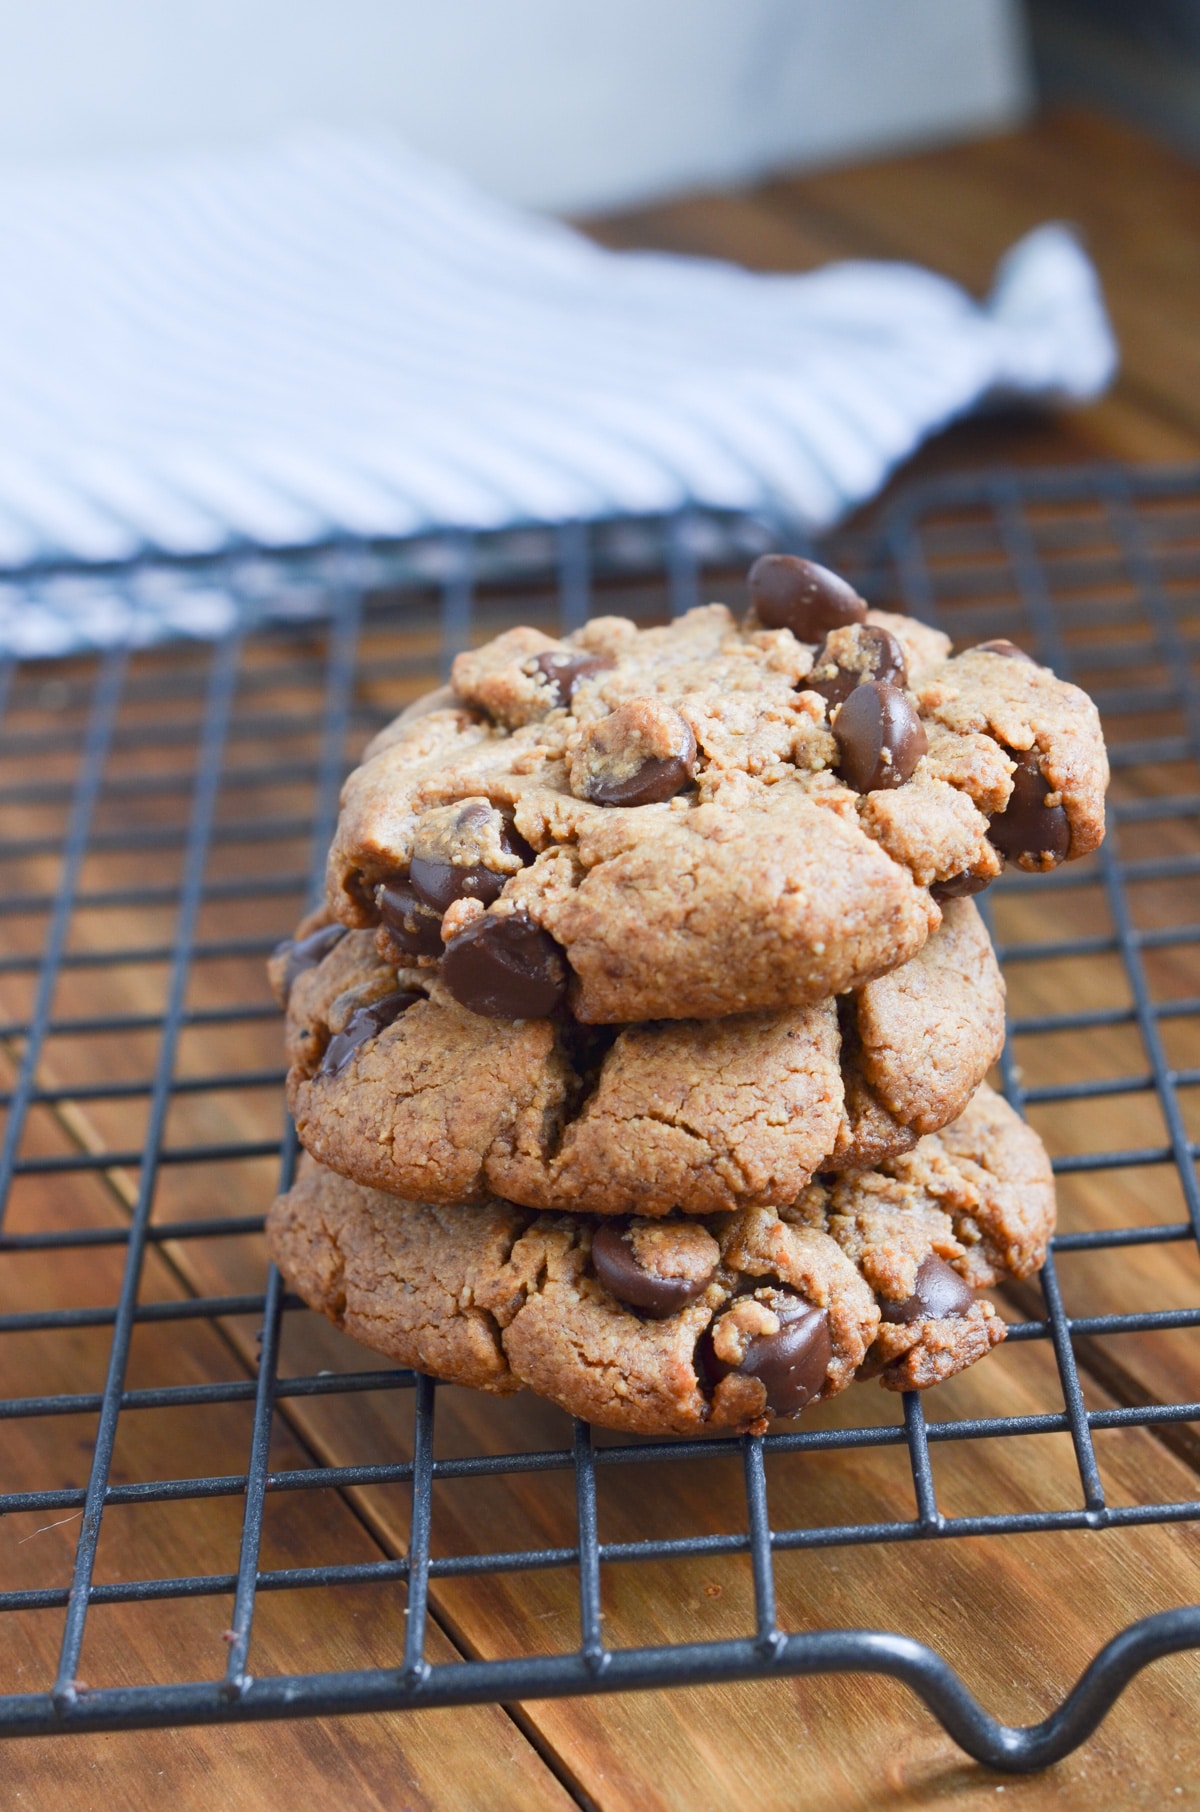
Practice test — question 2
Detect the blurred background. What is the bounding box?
[0,0,1030,210]
[2,0,1199,646]
[1,0,1197,208]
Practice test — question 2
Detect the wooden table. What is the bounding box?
[3,108,1200,1809]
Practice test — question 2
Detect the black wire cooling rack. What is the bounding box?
[1,464,1200,1775]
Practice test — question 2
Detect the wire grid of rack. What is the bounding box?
[0,465,1199,1774]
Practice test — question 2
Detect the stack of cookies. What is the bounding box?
[267,556,1108,1436]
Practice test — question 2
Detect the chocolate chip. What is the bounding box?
[989,749,1071,867]
[747,555,867,642]
[408,855,502,913]
[273,923,346,1003]
[592,1223,716,1318]
[410,856,507,912]
[590,1217,714,1319]
[442,910,568,1018]
[809,625,908,708]
[594,752,693,806]
[319,989,422,1076]
[702,1292,833,1417]
[409,805,533,913]
[375,879,444,958]
[879,1254,975,1324]
[528,651,614,709]
[931,870,993,902]
[974,639,1037,663]
[577,701,698,808]
[833,681,927,793]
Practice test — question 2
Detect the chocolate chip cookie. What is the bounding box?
[323,558,1106,1025]
[267,1082,1052,1436]
[272,895,1005,1214]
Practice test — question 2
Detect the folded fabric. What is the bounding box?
[0,132,1115,652]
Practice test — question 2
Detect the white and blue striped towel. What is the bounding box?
[0,132,1115,651]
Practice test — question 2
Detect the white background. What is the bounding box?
[0,0,1031,211]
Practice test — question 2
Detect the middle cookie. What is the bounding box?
[272,894,1004,1215]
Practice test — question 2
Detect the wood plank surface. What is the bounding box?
[0,1064,578,1810]
[7,854,1200,1812]
[5,105,1200,1809]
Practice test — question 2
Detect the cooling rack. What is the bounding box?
[1,465,1199,1774]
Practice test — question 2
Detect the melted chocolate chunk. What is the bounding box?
[931,870,993,902]
[702,1292,833,1417]
[989,749,1071,867]
[410,854,506,912]
[376,878,444,958]
[319,989,422,1076]
[879,1254,975,1324]
[571,699,697,809]
[591,1223,716,1319]
[809,625,907,708]
[408,805,533,913]
[974,639,1037,663]
[833,681,927,793]
[747,555,867,642]
[273,922,346,1004]
[529,651,614,709]
[588,753,692,807]
[584,709,698,808]
[442,910,568,1018]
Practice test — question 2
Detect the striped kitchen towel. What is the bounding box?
[0,131,1115,651]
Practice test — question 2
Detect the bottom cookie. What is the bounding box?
[267,1083,1054,1437]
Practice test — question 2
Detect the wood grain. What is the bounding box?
[8,946,1200,1811]
[6,592,1200,1812]
[0,1054,577,1812]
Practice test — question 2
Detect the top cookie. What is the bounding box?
[326,557,1107,1024]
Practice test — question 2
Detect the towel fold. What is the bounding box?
[0,132,1116,653]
